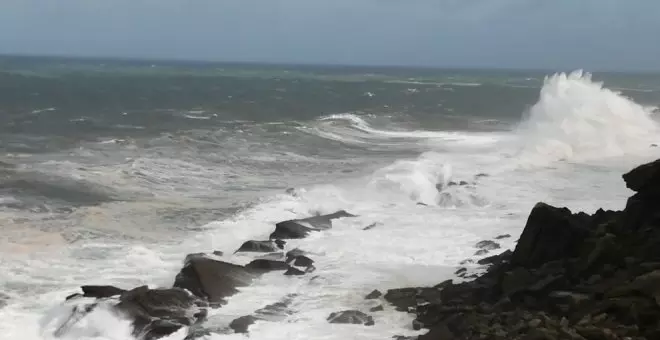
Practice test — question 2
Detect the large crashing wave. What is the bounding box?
[515,70,659,165]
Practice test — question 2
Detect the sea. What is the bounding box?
[1,55,659,340]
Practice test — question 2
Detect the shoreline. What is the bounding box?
[42,157,660,340]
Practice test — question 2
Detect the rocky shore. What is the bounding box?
[53,158,660,340]
[380,158,660,340]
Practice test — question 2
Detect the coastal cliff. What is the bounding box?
[383,158,660,340]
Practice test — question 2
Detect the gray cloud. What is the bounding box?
[1,0,659,70]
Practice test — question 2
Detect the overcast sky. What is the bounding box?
[1,0,658,70]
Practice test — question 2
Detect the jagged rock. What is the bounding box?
[511,203,591,268]
[0,292,8,308]
[81,285,125,299]
[284,267,306,276]
[370,305,384,312]
[287,255,314,267]
[270,210,356,239]
[327,310,374,326]
[622,158,660,194]
[476,240,501,250]
[173,253,254,305]
[384,288,418,312]
[366,290,382,299]
[245,259,289,272]
[235,240,284,253]
[229,315,257,334]
[57,286,207,340]
[477,250,512,266]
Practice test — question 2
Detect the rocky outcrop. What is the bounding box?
[235,240,285,253]
[51,211,355,338]
[57,286,207,340]
[173,253,255,306]
[269,210,356,239]
[327,310,375,326]
[384,158,660,340]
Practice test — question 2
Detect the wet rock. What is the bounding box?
[370,305,384,312]
[212,250,223,256]
[235,240,284,253]
[271,210,357,239]
[366,290,383,299]
[327,310,374,326]
[284,267,306,276]
[622,158,660,194]
[287,255,314,267]
[173,253,254,305]
[229,315,257,334]
[495,234,511,239]
[363,222,379,230]
[80,285,125,299]
[476,240,501,250]
[245,259,289,272]
[511,203,591,268]
[477,250,512,266]
[110,286,207,340]
[384,288,418,312]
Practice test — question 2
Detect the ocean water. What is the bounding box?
[1,57,660,340]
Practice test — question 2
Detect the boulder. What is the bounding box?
[173,253,254,305]
[622,158,660,194]
[327,310,374,326]
[245,259,290,272]
[81,285,125,299]
[366,290,383,299]
[287,255,314,268]
[55,286,207,340]
[270,210,356,239]
[116,286,207,340]
[229,315,257,334]
[235,240,285,253]
[476,240,501,251]
[284,267,306,276]
[511,203,591,268]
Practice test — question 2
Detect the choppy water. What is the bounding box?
[1,57,660,340]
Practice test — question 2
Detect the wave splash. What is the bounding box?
[515,70,659,165]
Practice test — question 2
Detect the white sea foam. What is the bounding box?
[515,70,659,166]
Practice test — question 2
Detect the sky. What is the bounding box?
[1,0,659,71]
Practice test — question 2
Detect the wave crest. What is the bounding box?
[516,70,659,165]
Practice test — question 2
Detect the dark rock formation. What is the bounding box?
[245,259,289,272]
[366,289,383,299]
[235,240,285,253]
[495,234,511,240]
[173,253,254,305]
[384,158,660,340]
[229,315,257,334]
[327,310,375,326]
[270,210,356,239]
[81,285,125,299]
[284,267,306,276]
[287,254,314,267]
[56,286,207,340]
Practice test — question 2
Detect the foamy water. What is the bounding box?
[1,71,659,340]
